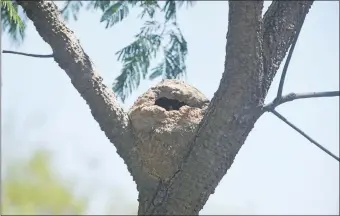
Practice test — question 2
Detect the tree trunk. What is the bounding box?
[17,0,313,215]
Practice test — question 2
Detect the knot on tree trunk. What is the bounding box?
[129,79,209,181]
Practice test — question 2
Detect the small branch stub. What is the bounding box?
[129,79,209,181]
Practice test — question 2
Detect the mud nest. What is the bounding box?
[129,79,209,180]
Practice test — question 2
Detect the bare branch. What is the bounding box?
[16,0,151,190]
[271,110,339,162]
[264,91,340,110]
[265,1,339,163]
[2,50,53,58]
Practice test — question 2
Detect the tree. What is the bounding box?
[1,150,88,215]
[1,0,339,215]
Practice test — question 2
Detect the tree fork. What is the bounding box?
[17,1,313,215]
[144,1,314,214]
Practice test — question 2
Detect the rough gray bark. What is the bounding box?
[145,2,266,214]
[145,1,313,215]
[15,0,153,194]
[17,0,313,215]
[261,1,313,95]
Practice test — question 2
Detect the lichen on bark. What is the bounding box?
[129,79,209,181]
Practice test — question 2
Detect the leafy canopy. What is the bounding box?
[1,0,195,101]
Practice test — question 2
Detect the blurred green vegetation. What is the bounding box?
[1,150,88,215]
[1,110,138,215]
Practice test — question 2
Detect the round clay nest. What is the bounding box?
[129,79,210,133]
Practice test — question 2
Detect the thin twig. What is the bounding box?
[271,110,340,162]
[276,7,307,99]
[2,50,53,58]
[264,91,340,110]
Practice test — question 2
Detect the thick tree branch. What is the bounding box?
[275,3,305,99]
[146,1,314,215]
[146,1,265,214]
[2,50,53,58]
[262,1,314,96]
[16,0,152,191]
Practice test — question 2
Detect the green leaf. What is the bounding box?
[109,0,193,101]
[164,49,183,79]
[60,1,83,22]
[149,62,164,80]
[167,26,188,57]
[99,0,138,28]
[100,1,128,28]
[113,20,163,101]
[86,0,112,11]
[162,1,196,23]
[112,61,135,102]
[139,20,162,38]
[162,0,177,22]
[1,0,26,45]
[138,0,160,19]
[151,25,188,80]
[177,1,197,9]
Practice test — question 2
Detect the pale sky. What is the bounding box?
[2,1,339,215]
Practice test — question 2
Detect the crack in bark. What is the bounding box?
[146,169,182,214]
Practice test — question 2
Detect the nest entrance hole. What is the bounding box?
[155,97,187,111]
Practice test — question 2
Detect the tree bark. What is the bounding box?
[15,0,157,194]
[142,1,313,215]
[17,0,313,215]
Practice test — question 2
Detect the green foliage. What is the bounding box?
[1,150,88,215]
[147,25,187,81]
[86,0,111,11]
[108,1,194,101]
[1,0,26,45]
[138,0,160,19]
[59,1,84,22]
[1,0,84,44]
[112,20,163,101]
[100,1,137,28]
[1,0,196,101]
